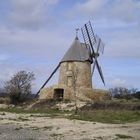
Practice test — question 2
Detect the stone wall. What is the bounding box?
[39,85,109,101]
[59,61,92,89]
[39,85,73,100]
[39,61,109,101]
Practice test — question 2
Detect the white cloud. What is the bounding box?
[45,0,59,5]
[111,78,127,87]
[68,0,106,18]
[104,27,140,58]
[9,0,59,29]
[108,75,140,89]
[0,0,139,91]
[0,54,10,61]
[0,26,70,60]
[106,0,140,23]
[0,59,59,92]
[105,40,140,59]
[69,0,140,23]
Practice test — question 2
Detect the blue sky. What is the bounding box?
[0,0,140,92]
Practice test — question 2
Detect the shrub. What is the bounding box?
[86,90,111,101]
[0,97,10,104]
[4,70,35,105]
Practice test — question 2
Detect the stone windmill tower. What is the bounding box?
[56,36,93,99]
[37,21,105,100]
[59,36,92,89]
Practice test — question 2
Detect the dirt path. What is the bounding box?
[0,112,140,140]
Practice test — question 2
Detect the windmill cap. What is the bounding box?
[61,37,93,63]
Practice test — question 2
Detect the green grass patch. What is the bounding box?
[1,106,140,124]
[69,110,140,124]
[18,116,29,121]
[0,107,70,116]
[115,134,133,139]
[50,133,63,137]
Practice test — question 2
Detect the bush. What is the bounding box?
[80,100,140,111]
[109,87,140,100]
[4,70,35,105]
[0,97,10,104]
[133,91,140,99]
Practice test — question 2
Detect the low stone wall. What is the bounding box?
[39,85,73,100]
[85,89,111,101]
[39,85,110,102]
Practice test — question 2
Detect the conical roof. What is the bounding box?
[61,37,92,63]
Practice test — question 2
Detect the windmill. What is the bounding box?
[81,21,105,85]
[35,21,105,98]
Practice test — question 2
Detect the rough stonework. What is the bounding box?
[39,61,95,101]
[39,85,73,100]
[59,61,92,88]
[39,85,89,101]
[39,84,109,101]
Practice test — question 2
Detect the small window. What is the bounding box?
[67,63,72,71]
[67,76,73,87]
[53,88,64,101]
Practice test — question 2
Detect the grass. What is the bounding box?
[18,116,29,121]
[31,126,40,130]
[50,133,63,137]
[0,103,140,124]
[81,99,140,110]
[69,110,140,124]
[115,134,133,139]
[0,107,70,116]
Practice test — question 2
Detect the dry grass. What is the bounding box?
[0,97,10,104]
[80,100,140,110]
[85,90,111,101]
[69,110,140,123]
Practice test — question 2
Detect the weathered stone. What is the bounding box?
[39,84,73,100]
[59,61,92,89]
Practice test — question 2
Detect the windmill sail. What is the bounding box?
[35,64,60,97]
[94,35,105,54]
[81,21,105,86]
[81,21,96,55]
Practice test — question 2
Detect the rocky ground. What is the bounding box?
[0,112,140,140]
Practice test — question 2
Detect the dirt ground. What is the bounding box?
[0,112,140,140]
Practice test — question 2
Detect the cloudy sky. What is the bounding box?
[0,0,140,92]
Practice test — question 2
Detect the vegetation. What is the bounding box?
[109,87,140,100]
[69,110,140,123]
[0,107,70,116]
[115,134,133,139]
[0,84,140,124]
[81,100,140,110]
[69,100,140,123]
[4,70,35,105]
[0,105,140,124]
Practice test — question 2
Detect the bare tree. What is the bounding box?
[4,70,35,104]
[109,87,138,100]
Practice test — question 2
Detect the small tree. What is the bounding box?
[4,70,35,104]
[109,87,138,100]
